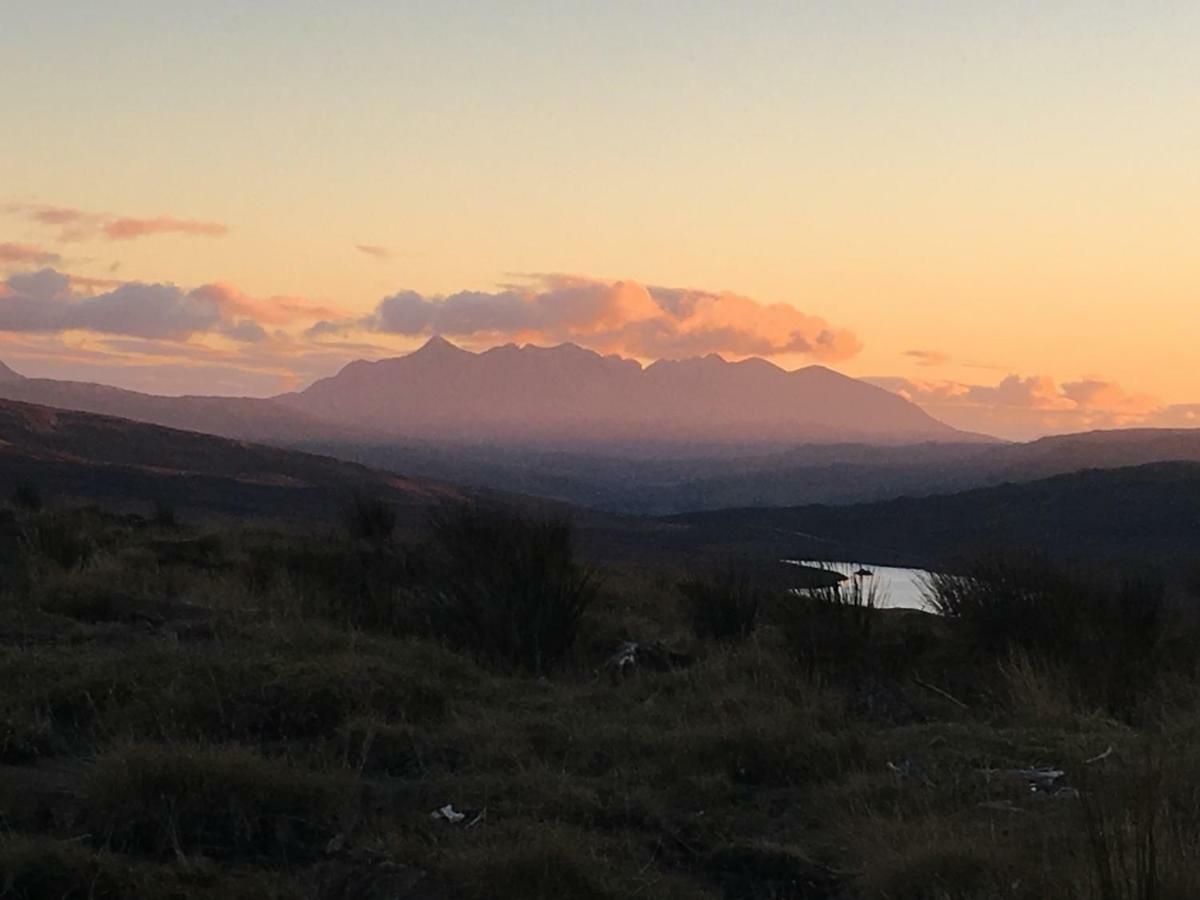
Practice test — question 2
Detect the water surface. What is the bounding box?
[784,560,934,611]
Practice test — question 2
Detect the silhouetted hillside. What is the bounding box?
[0,398,462,522]
[0,370,338,444]
[670,462,1200,569]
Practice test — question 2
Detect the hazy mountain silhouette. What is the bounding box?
[277,336,981,446]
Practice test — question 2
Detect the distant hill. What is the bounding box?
[0,368,340,445]
[8,346,1200,518]
[668,462,1200,570]
[301,429,1200,515]
[277,336,981,447]
[0,398,463,522]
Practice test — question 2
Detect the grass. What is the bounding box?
[678,560,765,642]
[0,499,1197,896]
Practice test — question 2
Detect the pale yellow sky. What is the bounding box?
[2,2,1199,438]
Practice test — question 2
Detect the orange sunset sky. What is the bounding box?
[3,2,1199,439]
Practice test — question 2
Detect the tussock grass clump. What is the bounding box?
[87,743,361,862]
[19,510,96,570]
[1078,748,1200,900]
[421,502,598,674]
[9,480,42,512]
[0,837,127,899]
[925,553,1170,715]
[151,498,178,528]
[781,566,883,671]
[678,560,764,641]
[442,824,620,900]
[342,491,398,543]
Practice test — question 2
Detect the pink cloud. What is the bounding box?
[7,204,227,242]
[319,274,862,362]
[189,283,343,327]
[0,242,61,265]
[355,244,391,259]
[870,373,1179,439]
[904,349,950,367]
[0,268,348,346]
[103,216,228,241]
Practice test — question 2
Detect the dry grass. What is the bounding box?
[0,503,1195,897]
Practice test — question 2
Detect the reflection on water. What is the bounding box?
[784,560,934,611]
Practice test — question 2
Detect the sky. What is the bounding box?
[2,1,1199,439]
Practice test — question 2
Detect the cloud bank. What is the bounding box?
[0,269,330,344]
[313,274,861,362]
[103,216,228,241]
[871,373,1170,439]
[8,204,228,243]
[0,243,61,265]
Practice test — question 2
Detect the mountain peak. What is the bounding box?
[411,335,472,359]
[0,360,24,383]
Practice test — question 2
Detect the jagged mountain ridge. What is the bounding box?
[277,336,981,445]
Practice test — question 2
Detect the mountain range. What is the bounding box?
[276,336,974,447]
[0,391,1196,575]
[0,338,977,449]
[4,339,1200,515]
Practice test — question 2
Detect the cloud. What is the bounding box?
[1060,378,1157,415]
[0,268,333,345]
[904,349,949,367]
[355,244,391,259]
[870,373,1176,439]
[7,204,228,242]
[188,283,342,327]
[66,273,126,291]
[103,216,228,241]
[316,274,861,362]
[965,374,1077,410]
[0,242,62,266]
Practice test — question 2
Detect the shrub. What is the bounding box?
[782,566,882,670]
[925,554,1169,715]
[10,481,42,512]
[343,492,398,543]
[87,743,360,862]
[1079,747,1200,900]
[678,560,764,641]
[421,503,598,674]
[923,552,1101,657]
[152,499,178,528]
[0,837,126,899]
[19,511,95,570]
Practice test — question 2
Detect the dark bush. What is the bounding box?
[10,481,42,512]
[925,553,1170,715]
[782,567,882,670]
[421,503,598,674]
[19,512,95,570]
[152,499,178,528]
[923,552,1095,656]
[87,744,359,862]
[1078,746,1200,900]
[0,838,126,899]
[343,492,398,543]
[678,560,764,641]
